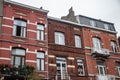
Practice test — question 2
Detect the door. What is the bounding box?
[56,57,67,80]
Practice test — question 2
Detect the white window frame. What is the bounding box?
[56,57,67,80]
[37,24,44,41]
[117,67,120,76]
[77,59,85,75]
[13,19,26,38]
[37,52,45,71]
[55,32,65,45]
[97,65,106,75]
[11,48,25,67]
[75,35,82,48]
[93,37,101,50]
[97,60,106,76]
[111,41,117,53]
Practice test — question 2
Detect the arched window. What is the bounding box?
[13,19,27,37]
[92,37,101,50]
[37,24,44,41]
[37,51,45,71]
[11,48,25,67]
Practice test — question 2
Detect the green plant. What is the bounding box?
[0,64,35,80]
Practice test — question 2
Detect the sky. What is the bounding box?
[12,0,120,37]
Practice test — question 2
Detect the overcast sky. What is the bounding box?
[12,0,120,37]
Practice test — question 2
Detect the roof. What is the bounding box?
[78,15,114,25]
[48,16,117,34]
[4,0,49,14]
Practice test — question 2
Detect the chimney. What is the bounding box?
[61,7,78,23]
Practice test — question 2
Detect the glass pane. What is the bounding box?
[11,56,14,65]
[37,24,44,30]
[12,49,25,56]
[16,26,21,36]
[14,20,26,27]
[37,30,40,40]
[41,31,44,41]
[37,59,40,71]
[41,60,44,71]
[78,65,83,74]
[93,38,101,50]
[13,26,16,36]
[15,56,20,67]
[22,57,25,66]
[37,52,44,58]
[55,33,59,44]
[23,27,26,37]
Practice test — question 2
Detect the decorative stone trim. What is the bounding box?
[0,57,11,60]
[27,29,37,33]
[67,57,74,60]
[3,17,13,20]
[26,48,36,54]
[15,12,27,16]
[0,46,11,51]
[2,24,13,28]
[26,60,36,63]
[49,64,56,67]
[48,55,55,58]
[67,65,75,68]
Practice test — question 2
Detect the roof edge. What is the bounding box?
[4,0,49,14]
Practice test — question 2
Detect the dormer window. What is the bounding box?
[104,24,109,30]
[90,20,96,27]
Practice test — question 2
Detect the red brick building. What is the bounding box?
[0,0,120,80]
[48,8,120,80]
[0,0,49,79]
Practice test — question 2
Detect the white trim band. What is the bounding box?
[3,17,13,20]
[26,60,36,63]
[27,29,37,33]
[49,64,56,67]
[2,24,13,28]
[0,57,11,60]
[0,47,11,51]
[68,57,75,60]
[48,55,55,58]
[67,65,75,68]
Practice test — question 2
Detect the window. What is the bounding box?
[56,57,67,79]
[37,52,45,71]
[93,37,101,50]
[55,32,65,45]
[75,35,81,48]
[96,60,106,75]
[37,24,44,41]
[104,24,109,30]
[11,48,25,67]
[90,20,96,27]
[116,62,120,76]
[13,19,26,37]
[77,59,85,75]
[111,41,117,53]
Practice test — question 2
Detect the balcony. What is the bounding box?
[91,48,110,58]
[96,75,115,80]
